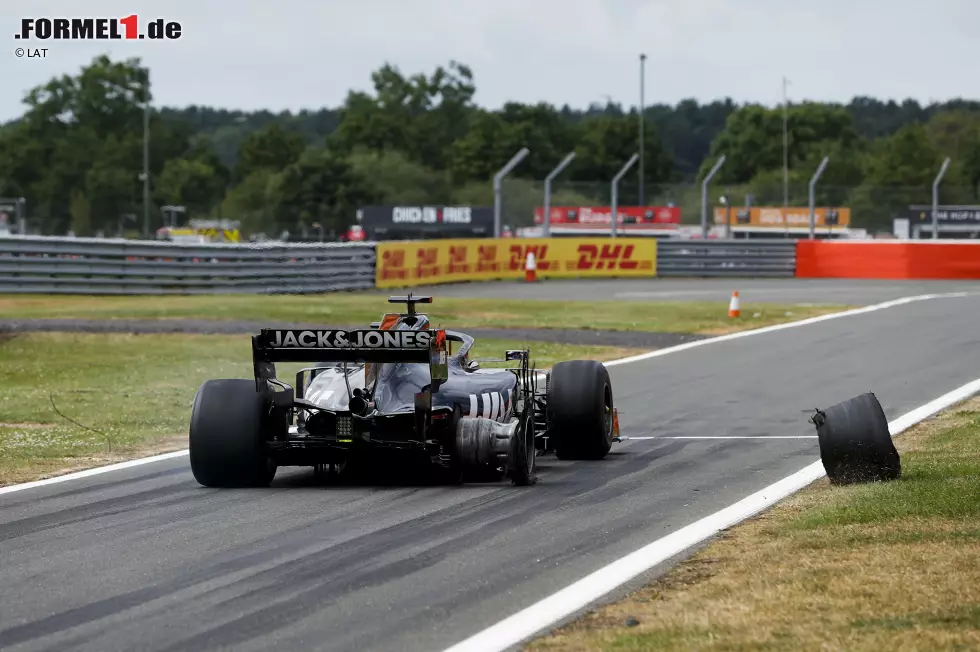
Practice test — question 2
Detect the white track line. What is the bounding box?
[0,450,189,496]
[604,291,973,367]
[441,377,980,652]
[627,436,817,440]
[0,290,972,496]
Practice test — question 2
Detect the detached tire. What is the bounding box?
[189,379,277,488]
[549,360,614,460]
[812,392,900,485]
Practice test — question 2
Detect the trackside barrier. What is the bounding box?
[375,237,657,289]
[5,235,978,290]
[655,240,797,277]
[0,235,377,294]
[796,240,980,279]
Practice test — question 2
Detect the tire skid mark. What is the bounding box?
[0,441,693,649]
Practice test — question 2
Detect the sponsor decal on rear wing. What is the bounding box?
[252,328,449,390]
[253,328,442,362]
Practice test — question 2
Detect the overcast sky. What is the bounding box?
[1,0,977,122]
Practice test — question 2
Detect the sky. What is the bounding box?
[1,0,977,122]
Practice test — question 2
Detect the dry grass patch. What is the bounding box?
[526,398,980,652]
[0,434,188,486]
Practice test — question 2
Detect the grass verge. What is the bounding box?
[0,293,847,335]
[526,397,980,651]
[0,332,642,486]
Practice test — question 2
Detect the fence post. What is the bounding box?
[808,156,830,240]
[932,157,951,240]
[719,193,731,240]
[611,153,639,238]
[701,155,726,239]
[493,148,530,238]
[543,152,576,238]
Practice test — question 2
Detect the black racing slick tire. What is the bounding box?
[509,406,537,486]
[189,379,277,488]
[811,392,901,485]
[549,360,614,461]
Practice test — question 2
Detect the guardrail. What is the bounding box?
[655,240,797,277]
[0,235,377,294]
[0,235,800,293]
[5,234,980,291]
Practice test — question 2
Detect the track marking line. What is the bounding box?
[626,436,817,440]
[440,377,980,652]
[603,291,974,368]
[0,291,973,496]
[0,450,189,496]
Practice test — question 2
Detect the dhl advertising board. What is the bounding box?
[375,238,656,288]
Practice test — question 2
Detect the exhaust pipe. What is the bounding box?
[348,395,370,416]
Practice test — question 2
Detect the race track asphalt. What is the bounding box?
[380,277,980,305]
[2,291,980,652]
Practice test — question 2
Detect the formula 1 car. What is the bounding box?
[188,294,619,488]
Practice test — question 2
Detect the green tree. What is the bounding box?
[700,103,862,185]
[448,103,577,184]
[926,111,980,199]
[156,158,225,216]
[85,159,135,228]
[964,140,980,199]
[268,146,376,236]
[864,123,942,187]
[853,123,944,231]
[8,52,980,238]
[1,54,191,233]
[570,113,674,196]
[69,188,92,236]
[332,60,476,172]
[219,169,277,235]
[448,109,514,183]
[347,148,453,205]
[233,123,305,181]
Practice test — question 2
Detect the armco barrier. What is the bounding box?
[655,240,797,277]
[0,235,805,294]
[0,235,376,294]
[796,240,980,279]
[375,237,657,288]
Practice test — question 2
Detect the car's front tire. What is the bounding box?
[548,360,614,460]
[189,379,277,487]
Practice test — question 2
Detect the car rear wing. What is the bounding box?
[251,328,449,391]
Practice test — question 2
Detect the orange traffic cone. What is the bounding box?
[524,251,537,282]
[728,291,741,318]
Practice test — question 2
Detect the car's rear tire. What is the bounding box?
[509,406,537,486]
[549,360,614,461]
[189,379,277,488]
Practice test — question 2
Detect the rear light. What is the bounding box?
[336,416,353,441]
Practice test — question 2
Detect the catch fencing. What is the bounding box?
[0,235,377,294]
[655,241,797,277]
[0,235,796,294]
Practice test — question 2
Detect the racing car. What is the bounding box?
[188,294,619,488]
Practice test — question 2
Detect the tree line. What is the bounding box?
[0,54,978,238]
